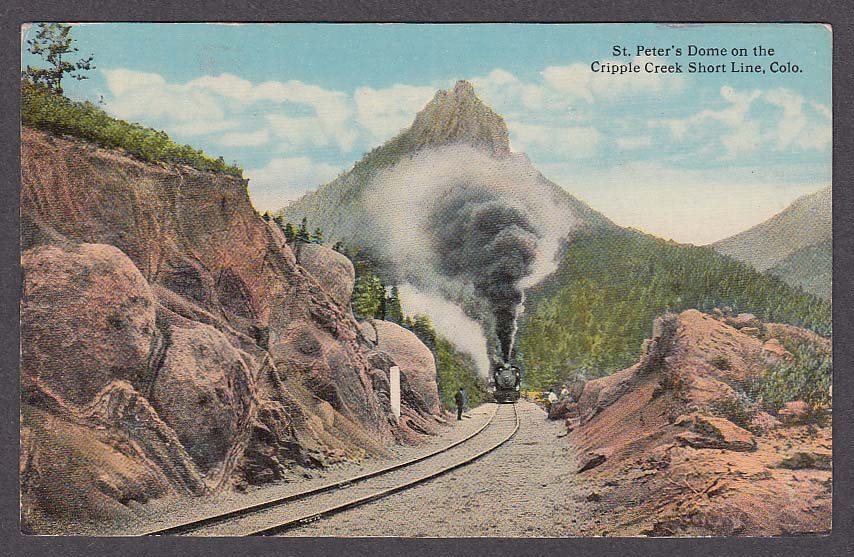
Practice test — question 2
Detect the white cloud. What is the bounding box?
[103,68,357,150]
[103,68,227,133]
[508,122,599,159]
[660,86,761,157]
[471,57,685,119]
[765,89,831,151]
[471,69,554,111]
[246,156,341,211]
[266,113,356,151]
[354,84,437,142]
[545,56,687,102]
[217,129,270,147]
[616,136,652,150]
[189,73,359,151]
[659,86,830,158]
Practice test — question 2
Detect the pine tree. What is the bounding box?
[311,227,324,244]
[353,273,384,319]
[283,222,296,242]
[378,289,387,320]
[386,286,403,323]
[23,23,94,95]
[297,217,310,242]
[410,314,436,349]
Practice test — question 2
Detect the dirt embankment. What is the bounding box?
[553,309,831,536]
[20,128,443,533]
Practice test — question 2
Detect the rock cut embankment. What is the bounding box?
[20,128,442,533]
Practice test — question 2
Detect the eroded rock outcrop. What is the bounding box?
[20,128,443,532]
[372,320,443,415]
[293,242,356,308]
[562,309,831,537]
[22,243,157,406]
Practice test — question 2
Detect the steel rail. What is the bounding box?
[144,403,503,536]
[248,403,520,536]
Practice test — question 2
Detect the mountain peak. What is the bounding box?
[402,80,511,157]
[452,79,477,97]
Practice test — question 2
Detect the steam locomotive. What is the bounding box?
[492,361,521,403]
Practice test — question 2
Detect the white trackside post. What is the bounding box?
[390,366,401,418]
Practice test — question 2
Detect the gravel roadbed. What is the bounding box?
[95,405,495,536]
[284,401,591,537]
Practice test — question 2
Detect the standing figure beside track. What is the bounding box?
[454,387,466,420]
[546,389,558,416]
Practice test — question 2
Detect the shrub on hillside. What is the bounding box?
[710,391,760,430]
[21,80,243,177]
[759,340,832,414]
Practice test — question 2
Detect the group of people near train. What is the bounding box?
[544,385,571,415]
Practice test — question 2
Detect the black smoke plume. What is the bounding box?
[428,184,538,361]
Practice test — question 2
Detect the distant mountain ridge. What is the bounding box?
[767,238,831,299]
[712,186,831,299]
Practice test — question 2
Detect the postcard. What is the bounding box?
[20,23,831,537]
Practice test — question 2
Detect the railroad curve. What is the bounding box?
[145,403,519,536]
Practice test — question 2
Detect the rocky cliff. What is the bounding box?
[552,310,831,536]
[20,127,442,533]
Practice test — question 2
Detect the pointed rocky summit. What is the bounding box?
[401,80,510,157]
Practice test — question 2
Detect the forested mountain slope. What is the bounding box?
[518,228,831,388]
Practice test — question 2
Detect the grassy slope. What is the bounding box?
[713,186,831,272]
[22,82,242,177]
[518,228,831,389]
[767,238,831,300]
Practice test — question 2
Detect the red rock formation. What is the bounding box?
[561,310,831,537]
[20,128,442,532]
[372,320,443,415]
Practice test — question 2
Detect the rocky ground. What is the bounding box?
[288,310,834,539]
[287,401,592,537]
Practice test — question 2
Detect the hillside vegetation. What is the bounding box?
[767,238,832,299]
[518,228,831,389]
[435,336,488,409]
[712,186,831,300]
[22,81,243,177]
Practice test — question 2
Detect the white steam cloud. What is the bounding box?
[359,144,582,372]
[397,283,491,376]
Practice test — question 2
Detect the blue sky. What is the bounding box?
[22,23,831,244]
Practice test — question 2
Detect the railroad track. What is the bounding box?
[144,402,519,536]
